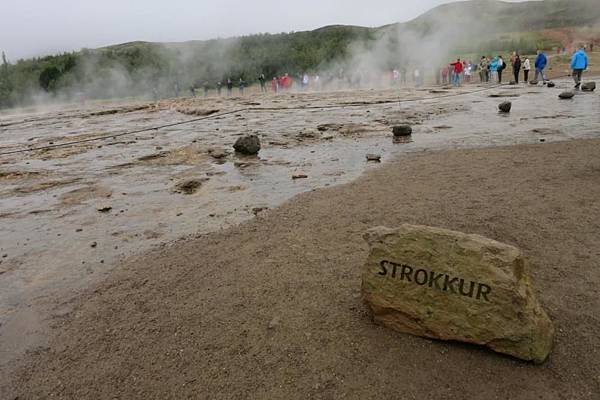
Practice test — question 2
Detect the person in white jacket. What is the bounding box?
[523,57,531,82]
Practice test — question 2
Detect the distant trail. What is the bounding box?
[0,82,543,157]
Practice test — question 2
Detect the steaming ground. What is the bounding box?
[1,77,600,398]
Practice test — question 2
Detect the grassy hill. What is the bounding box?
[1,0,599,108]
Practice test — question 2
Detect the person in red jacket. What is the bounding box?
[451,58,464,86]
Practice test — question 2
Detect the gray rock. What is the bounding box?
[366,154,382,162]
[392,125,412,137]
[558,91,575,99]
[498,101,512,113]
[233,135,261,155]
[582,82,596,92]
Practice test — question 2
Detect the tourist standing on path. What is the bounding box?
[400,66,407,85]
[216,81,222,96]
[412,69,419,87]
[451,59,464,86]
[497,56,506,83]
[226,78,233,96]
[302,73,310,89]
[479,56,489,83]
[534,50,548,83]
[512,54,521,84]
[464,61,472,83]
[258,74,266,93]
[238,78,245,95]
[489,56,499,83]
[571,45,589,90]
[523,57,531,82]
[441,66,449,84]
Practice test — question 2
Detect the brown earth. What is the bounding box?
[5,138,600,399]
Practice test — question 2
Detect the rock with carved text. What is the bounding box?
[362,225,554,363]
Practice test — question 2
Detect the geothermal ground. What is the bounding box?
[1,77,599,399]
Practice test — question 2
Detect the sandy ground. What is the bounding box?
[1,72,599,398]
[3,136,600,399]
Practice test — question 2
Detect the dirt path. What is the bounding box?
[5,138,600,399]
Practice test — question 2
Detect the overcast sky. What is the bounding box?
[1,0,524,60]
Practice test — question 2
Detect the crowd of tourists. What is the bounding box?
[439,44,589,89]
[185,72,322,98]
[176,44,591,99]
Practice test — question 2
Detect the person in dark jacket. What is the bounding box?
[497,55,506,83]
[258,74,266,92]
[226,78,233,96]
[512,54,522,83]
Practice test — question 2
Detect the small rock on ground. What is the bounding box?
[392,125,412,137]
[581,82,596,92]
[233,135,261,155]
[558,91,575,99]
[498,101,512,113]
[96,205,112,213]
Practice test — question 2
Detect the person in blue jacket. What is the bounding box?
[571,45,589,89]
[534,50,548,83]
[489,56,499,82]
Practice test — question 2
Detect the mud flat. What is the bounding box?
[1,79,600,398]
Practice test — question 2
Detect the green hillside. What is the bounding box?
[1,0,598,108]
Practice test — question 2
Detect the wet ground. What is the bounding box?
[0,79,599,371]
